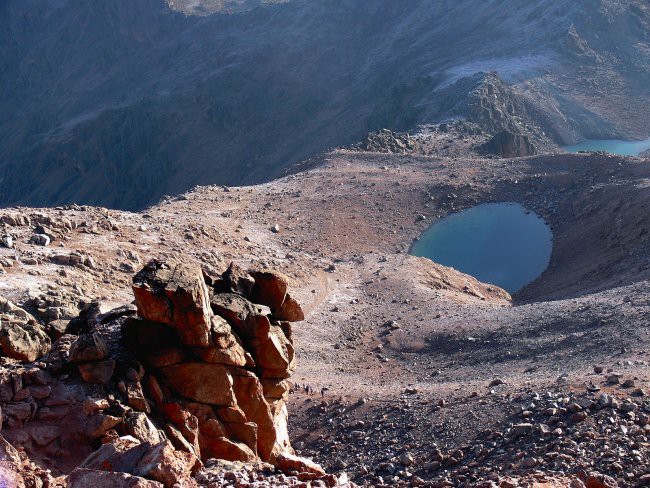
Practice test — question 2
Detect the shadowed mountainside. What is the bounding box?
[1,0,649,209]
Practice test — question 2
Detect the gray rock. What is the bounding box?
[125,413,162,445]
[68,334,109,363]
[513,423,534,436]
[0,434,21,463]
[30,234,51,246]
[78,360,116,385]
[0,236,13,249]
[67,468,163,488]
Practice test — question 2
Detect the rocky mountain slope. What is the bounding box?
[0,133,649,485]
[1,0,648,209]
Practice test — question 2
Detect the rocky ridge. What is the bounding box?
[354,130,419,155]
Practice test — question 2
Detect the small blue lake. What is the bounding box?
[563,138,650,156]
[411,203,553,294]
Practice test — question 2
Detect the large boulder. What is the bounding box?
[191,316,251,367]
[201,436,256,463]
[68,333,109,363]
[79,439,198,488]
[230,371,278,462]
[249,270,288,310]
[133,441,199,488]
[0,321,51,362]
[217,262,255,296]
[273,294,305,322]
[210,293,269,339]
[255,326,295,374]
[479,130,536,158]
[270,400,292,458]
[125,412,162,445]
[0,298,51,362]
[80,441,152,473]
[159,363,236,406]
[132,261,212,347]
[248,271,304,322]
[276,452,326,476]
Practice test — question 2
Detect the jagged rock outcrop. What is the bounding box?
[132,261,214,347]
[129,259,299,464]
[564,25,602,64]
[0,258,337,486]
[479,130,537,158]
[356,129,418,154]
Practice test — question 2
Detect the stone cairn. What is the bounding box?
[0,258,326,487]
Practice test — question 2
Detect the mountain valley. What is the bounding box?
[1,1,650,486]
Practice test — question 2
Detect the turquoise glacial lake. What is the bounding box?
[411,203,553,294]
[563,138,650,156]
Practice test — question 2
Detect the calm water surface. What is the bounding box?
[563,138,650,156]
[411,203,553,293]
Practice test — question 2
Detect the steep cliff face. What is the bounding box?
[1,0,648,209]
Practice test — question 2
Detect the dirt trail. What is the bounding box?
[302,270,332,316]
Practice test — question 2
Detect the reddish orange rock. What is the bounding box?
[133,441,200,488]
[132,261,213,347]
[276,452,326,476]
[202,436,256,463]
[249,270,288,310]
[230,371,277,462]
[160,363,236,406]
[255,326,295,373]
[273,294,305,322]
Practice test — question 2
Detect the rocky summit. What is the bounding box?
[0,258,345,487]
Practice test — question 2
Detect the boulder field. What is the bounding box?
[0,259,341,487]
